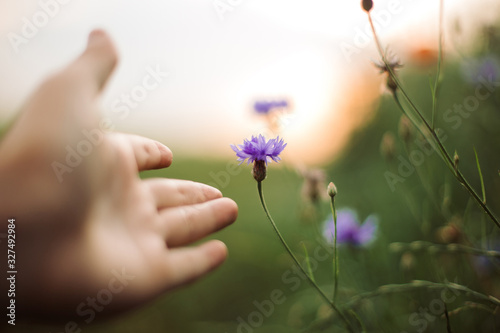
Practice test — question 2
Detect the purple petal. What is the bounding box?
[356,215,378,246]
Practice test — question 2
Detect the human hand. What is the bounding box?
[0,30,237,320]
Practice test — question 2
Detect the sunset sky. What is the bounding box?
[0,0,498,164]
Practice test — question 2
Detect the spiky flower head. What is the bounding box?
[231,135,287,182]
[374,54,403,94]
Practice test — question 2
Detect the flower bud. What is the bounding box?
[453,151,459,172]
[301,169,327,203]
[400,252,415,271]
[398,115,412,143]
[252,160,267,182]
[327,182,337,198]
[380,132,396,161]
[362,0,373,12]
[436,222,462,244]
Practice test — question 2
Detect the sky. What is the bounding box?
[0,0,498,164]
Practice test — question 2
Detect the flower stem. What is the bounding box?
[343,280,500,309]
[257,181,355,332]
[431,0,444,130]
[390,241,500,259]
[368,13,385,62]
[330,196,339,304]
[392,94,500,229]
[366,10,500,230]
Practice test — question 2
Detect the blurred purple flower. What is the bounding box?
[472,242,500,277]
[461,56,500,85]
[231,134,287,165]
[254,100,289,114]
[323,209,378,247]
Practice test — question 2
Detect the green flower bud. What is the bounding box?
[327,182,337,198]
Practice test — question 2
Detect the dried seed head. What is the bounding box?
[380,132,396,161]
[301,169,327,203]
[252,160,267,182]
[436,222,462,244]
[374,54,402,94]
[453,151,460,172]
[362,0,373,12]
[400,252,416,271]
[398,115,412,143]
[327,182,337,198]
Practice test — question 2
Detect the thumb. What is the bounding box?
[73,29,118,95]
[1,30,119,162]
[20,29,118,126]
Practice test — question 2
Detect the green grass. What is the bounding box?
[7,57,500,333]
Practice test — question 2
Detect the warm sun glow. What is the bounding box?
[0,0,494,166]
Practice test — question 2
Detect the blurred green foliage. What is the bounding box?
[8,25,500,333]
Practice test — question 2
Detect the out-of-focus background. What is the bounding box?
[1,0,497,164]
[3,0,500,332]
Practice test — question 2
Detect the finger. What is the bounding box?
[19,30,118,133]
[163,240,228,288]
[144,178,221,209]
[161,197,238,247]
[111,133,173,171]
[71,29,118,95]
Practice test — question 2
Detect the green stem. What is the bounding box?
[368,14,386,62]
[330,196,339,304]
[344,280,500,309]
[392,93,500,230]
[390,241,500,259]
[367,8,500,230]
[431,0,444,130]
[257,181,354,332]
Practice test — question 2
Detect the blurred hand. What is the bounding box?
[0,30,237,320]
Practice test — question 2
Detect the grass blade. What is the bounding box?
[474,147,486,204]
[301,242,316,283]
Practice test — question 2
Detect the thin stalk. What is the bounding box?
[402,142,442,215]
[431,0,444,130]
[392,92,500,229]
[444,304,453,333]
[257,181,355,332]
[344,280,500,309]
[368,7,500,229]
[330,196,339,304]
[390,241,500,259]
[393,94,454,172]
[368,14,386,62]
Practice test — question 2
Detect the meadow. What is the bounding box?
[11,51,500,333]
[5,2,500,333]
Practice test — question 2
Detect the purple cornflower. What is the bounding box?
[254,100,289,114]
[323,208,378,247]
[231,135,286,165]
[231,135,287,182]
[461,55,500,85]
